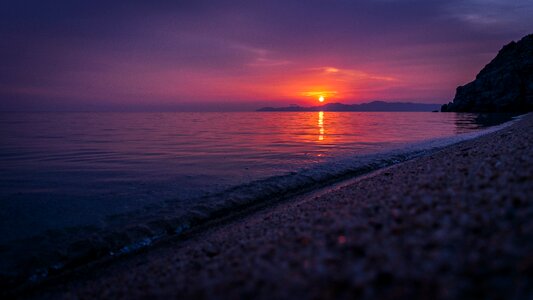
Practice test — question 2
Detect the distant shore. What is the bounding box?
[20,114,533,299]
[256,101,441,112]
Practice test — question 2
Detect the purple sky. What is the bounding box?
[1,0,532,111]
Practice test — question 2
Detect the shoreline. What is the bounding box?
[3,114,518,289]
[14,113,533,299]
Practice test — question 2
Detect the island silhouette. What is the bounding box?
[257,101,441,112]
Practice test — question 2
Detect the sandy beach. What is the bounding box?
[18,114,532,299]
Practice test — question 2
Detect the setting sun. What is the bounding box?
[301,91,336,103]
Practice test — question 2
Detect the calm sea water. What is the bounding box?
[0,112,512,279]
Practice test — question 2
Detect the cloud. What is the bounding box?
[445,0,533,28]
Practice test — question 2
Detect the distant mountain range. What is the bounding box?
[257,101,441,112]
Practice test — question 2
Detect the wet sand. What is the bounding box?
[25,114,533,299]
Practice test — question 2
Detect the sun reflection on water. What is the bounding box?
[318,111,324,141]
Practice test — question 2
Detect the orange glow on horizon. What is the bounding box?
[302,90,338,98]
[265,66,400,104]
[299,90,338,104]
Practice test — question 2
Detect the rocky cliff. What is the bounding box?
[442,34,533,112]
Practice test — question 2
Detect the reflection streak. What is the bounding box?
[318,111,324,141]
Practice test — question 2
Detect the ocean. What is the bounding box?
[0,111,514,282]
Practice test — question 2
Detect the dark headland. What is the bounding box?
[442,34,533,112]
[258,101,441,112]
[13,36,533,300]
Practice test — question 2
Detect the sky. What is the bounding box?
[1,0,532,111]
